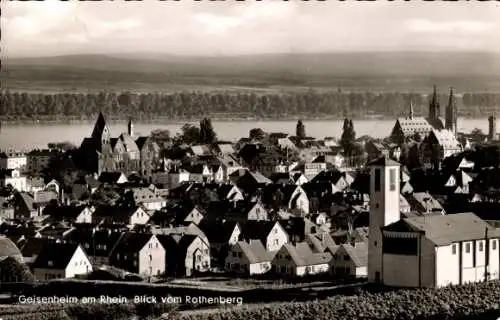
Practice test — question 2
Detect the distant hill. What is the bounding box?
[5,51,500,77]
[3,52,500,93]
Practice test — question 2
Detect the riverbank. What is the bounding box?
[0,114,489,127]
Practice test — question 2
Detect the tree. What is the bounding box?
[0,256,35,283]
[199,117,217,144]
[296,119,306,138]
[249,128,266,141]
[180,124,200,145]
[340,118,356,165]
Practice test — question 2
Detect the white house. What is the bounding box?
[225,240,272,275]
[382,213,500,288]
[0,169,27,192]
[272,242,332,277]
[368,156,500,288]
[32,243,93,280]
[0,152,27,171]
[330,242,368,278]
[240,221,289,253]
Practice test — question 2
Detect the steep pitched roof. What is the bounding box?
[31,243,82,269]
[340,242,368,267]
[119,133,139,153]
[394,117,434,137]
[430,129,461,149]
[239,221,279,244]
[91,112,110,140]
[237,240,271,263]
[198,220,239,244]
[110,232,155,254]
[283,242,332,266]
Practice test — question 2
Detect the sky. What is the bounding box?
[2,0,500,58]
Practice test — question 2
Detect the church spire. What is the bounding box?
[91,111,110,142]
[445,87,457,135]
[429,85,440,120]
[409,101,414,120]
[127,118,134,137]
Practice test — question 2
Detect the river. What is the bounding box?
[0,118,492,150]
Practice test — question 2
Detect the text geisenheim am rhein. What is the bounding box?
[18,295,244,305]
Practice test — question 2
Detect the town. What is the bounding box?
[1,85,500,295]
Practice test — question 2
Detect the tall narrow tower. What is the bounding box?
[429,85,440,121]
[127,118,134,137]
[409,101,414,120]
[445,87,457,135]
[489,116,497,141]
[368,156,400,283]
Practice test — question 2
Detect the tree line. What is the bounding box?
[1,90,500,121]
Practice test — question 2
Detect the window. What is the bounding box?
[333,254,338,260]
[466,243,471,253]
[344,255,350,261]
[149,254,152,261]
[48,261,53,267]
[479,241,484,252]
[452,244,457,255]
[232,251,237,258]
[493,240,497,250]
[274,239,279,246]
[374,169,381,192]
[238,252,242,258]
[389,169,396,191]
[197,255,202,262]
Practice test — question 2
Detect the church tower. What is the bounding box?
[445,87,457,136]
[91,112,111,151]
[408,101,414,120]
[489,116,497,141]
[128,118,134,137]
[368,156,400,283]
[429,85,440,121]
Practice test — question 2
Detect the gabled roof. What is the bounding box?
[32,243,82,269]
[237,240,271,263]
[20,237,51,258]
[239,220,280,244]
[282,242,332,266]
[119,133,139,153]
[340,242,368,267]
[384,212,500,246]
[91,112,110,139]
[92,205,146,224]
[405,192,444,213]
[198,220,239,243]
[110,232,156,254]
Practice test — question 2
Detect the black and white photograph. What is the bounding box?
[1,0,500,319]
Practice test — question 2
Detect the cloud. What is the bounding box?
[406,19,496,34]
[2,1,500,57]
